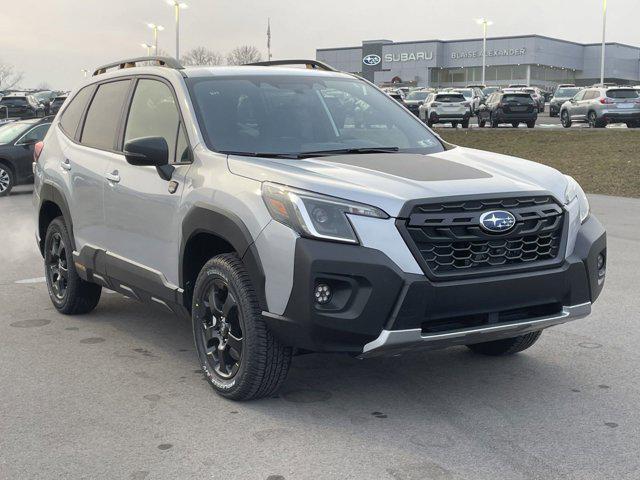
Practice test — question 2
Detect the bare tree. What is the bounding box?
[0,61,23,90]
[226,45,262,66]
[181,47,224,66]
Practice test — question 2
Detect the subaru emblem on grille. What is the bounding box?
[479,210,516,233]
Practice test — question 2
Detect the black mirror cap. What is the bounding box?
[124,136,169,167]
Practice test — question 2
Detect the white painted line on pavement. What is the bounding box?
[14,277,46,284]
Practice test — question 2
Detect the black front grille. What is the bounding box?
[398,196,567,279]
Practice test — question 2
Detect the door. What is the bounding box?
[570,90,589,120]
[14,122,50,181]
[62,80,131,251]
[103,77,192,290]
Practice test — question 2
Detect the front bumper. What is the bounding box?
[262,215,606,355]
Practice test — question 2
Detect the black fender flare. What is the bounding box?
[38,182,75,254]
[180,204,267,311]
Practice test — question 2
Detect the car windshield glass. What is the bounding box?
[405,91,429,100]
[187,75,444,156]
[52,97,66,105]
[456,90,472,98]
[0,122,33,144]
[1,97,28,106]
[503,94,534,104]
[435,94,465,103]
[607,89,639,99]
[555,88,580,97]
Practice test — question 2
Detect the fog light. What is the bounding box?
[597,253,606,278]
[314,283,332,305]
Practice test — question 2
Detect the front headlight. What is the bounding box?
[564,175,590,223]
[262,182,388,244]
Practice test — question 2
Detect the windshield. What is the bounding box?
[555,88,581,97]
[405,91,430,101]
[0,122,33,144]
[503,94,534,104]
[1,97,28,106]
[483,87,498,95]
[187,75,444,156]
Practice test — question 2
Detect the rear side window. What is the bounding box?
[81,80,130,150]
[124,79,187,163]
[503,94,534,104]
[607,89,639,99]
[60,86,94,137]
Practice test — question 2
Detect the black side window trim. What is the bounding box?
[118,75,193,164]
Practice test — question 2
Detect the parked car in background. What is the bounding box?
[549,86,582,117]
[477,91,537,128]
[386,90,405,104]
[560,87,640,128]
[34,91,57,115]
[521,87,545,113]
[0,116,52,196]
[0,93,46,119]
[455,87,484,114]
[419,91,471,128]
[508,84,528,89]
[49,94,68,115]
[403,89,432,117]
[466,84,486,90]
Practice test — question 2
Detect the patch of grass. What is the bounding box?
[439,129,640,198]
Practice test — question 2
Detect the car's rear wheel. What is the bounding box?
[0,163,14,197]
[561,110,572,128]
[626,121,639,128]
[527,120,536,129]
[44,217,102,314]
[490,114,499,128]
[192,253,292,401]
[461,118,470,129]
[511,122,519,128]
[478,117,486,128]
[588,111,604,128]
[451,121,458,128]
[467,331,542,356]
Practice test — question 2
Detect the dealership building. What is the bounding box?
[316,35,640,88]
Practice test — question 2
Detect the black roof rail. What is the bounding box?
[244,59,337,72]
[93,56,184,76]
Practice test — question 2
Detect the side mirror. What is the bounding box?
[124,136,174,180]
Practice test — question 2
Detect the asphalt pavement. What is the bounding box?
[1,187,639,480]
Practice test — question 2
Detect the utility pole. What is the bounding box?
[267,18,272,60]
[600,0,607,86]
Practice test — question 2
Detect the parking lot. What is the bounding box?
[1,187,639,480]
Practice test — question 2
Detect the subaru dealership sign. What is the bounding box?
[451,47,526,60]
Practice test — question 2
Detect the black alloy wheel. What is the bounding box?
[194,276,244,379]
[46,232,69,301]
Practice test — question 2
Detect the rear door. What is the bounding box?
[102,77,192,290]
[62,79,132,251]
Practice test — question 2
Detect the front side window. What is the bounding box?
[0,122,33,144]
[81,80,130,150]
[124,79,187,163]
[187,75,444,156]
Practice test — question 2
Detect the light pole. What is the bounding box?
[141,43,154,56]
[81,69,89,78]
[147,23,165,54]
[475,18,493,86]
[600,0,607,86]
[166,0,188,61]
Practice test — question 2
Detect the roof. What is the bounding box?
[182,65,352,78]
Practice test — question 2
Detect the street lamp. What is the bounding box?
[166,0,188,61]
[600,0,607,86]
[475,18,493,86]
[81,69,89,78]
[147,23,165,54]
[141,42,154,56]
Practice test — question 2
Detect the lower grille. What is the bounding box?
[398,195,567,279]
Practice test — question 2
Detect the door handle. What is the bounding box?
[61,158,71,171]
[105,170,120,183]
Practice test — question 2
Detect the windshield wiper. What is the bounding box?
[220,150,301,159]
[296,147,400,158]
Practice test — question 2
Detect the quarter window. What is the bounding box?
[59,86,94,137]
[124,79,187,163]
[81,80,130,150]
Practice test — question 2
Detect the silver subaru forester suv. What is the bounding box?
[560,86,640,128]
[33,57,606,400]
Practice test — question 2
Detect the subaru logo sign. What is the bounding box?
[362,54,381,66]
[479,210,516,233]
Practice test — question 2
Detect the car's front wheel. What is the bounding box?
[467,331,542,356]
[0,163,14,197]
[44,217,102,314]
[561,110,572,128]
[192,253,292,400]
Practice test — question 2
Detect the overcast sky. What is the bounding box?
[1,0,637,90]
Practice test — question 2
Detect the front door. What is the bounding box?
[103,78,192,292]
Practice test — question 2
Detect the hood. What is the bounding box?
[227,147,569,217]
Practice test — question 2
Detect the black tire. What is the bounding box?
[490,113,499,128]
[451,121,458,128]
[478,118,486,128]
[192,253,292,401]
[588,111,605,128]
[426,119,434,128]
[511,122,519,128]
[461,118,470,129]
[561,110,572,128]
[527,120,536,129]
[0,162,14,197]
[467,331,543,356]
[549,110,557,118]
[44,217,102,314]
